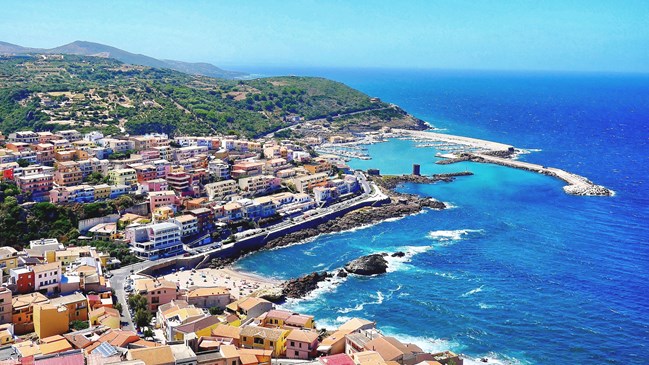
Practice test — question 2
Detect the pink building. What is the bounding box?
[287,330,319,359]
[15,173,53,201]
[133,278,178,312]
[148,190,179,212]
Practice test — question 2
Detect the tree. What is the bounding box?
[16,158,30,168]
[114,302,123,314]
[128,294,148,312]
[70,320,89,330]
[134,308,152,329]
[208,306,224,315]
[143,328,154,339]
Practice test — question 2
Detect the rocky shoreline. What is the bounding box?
[263,192,445,250]
[374,172,474,189]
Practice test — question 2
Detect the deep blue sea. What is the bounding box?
[235,67,649,364]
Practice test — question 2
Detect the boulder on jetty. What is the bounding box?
[344,254,389,275]
[282,271,333,299]
[564,184,614,196]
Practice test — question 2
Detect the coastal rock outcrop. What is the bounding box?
[252,287,286,303]
[282,271,333,299]
[344,254,388,275]
[263,193,446,251]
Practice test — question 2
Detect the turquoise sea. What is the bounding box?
[236,68,649,364]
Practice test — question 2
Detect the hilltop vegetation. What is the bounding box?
[0,54,422,137]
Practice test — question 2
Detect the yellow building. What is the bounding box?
[88,307,120,329]
[48,292,88,322]
[173,315,221,342]
[33,304,69,339]
[0,324,14,345]
[259,309,315,329]
[45,247,92,270]
[93,184,111,199]
[240,325,290,357]
[0,247,18,275]
[108,168,137,186]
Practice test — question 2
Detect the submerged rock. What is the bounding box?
[391,251,406,258]
[344,254,389,276]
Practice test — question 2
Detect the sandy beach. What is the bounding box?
[162,267,281,299]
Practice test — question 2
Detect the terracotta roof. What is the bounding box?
[175,315,221,334]
[240,326,287,341]
[134,278,177,293]
[320,329,352,346]
[211,324,241,340]
[339,318,374,332]
[363,337,422,361]
[34,351,84,365]
[319,354,355,365]
[13,341,42,357]
[32,261,60,273]
[286,329,319,343]
[285,314,313,327]
[237,297,271,311]
[96,329,140,348]
[128,346,175,365]
[49,292,87,306]
[219,344,239,359]
[130,339,162,348]
[39,336,73,355]
[352,351,387,365]
[187,287,230,298]
[12,292,49,309]
[263,309,293,321]
[239,353,259,365]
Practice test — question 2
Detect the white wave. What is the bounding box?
[434,271,459,280]
[463,352,532,365]
[284,274,348,307]
[427,229,484,244]
[442,202,459,209]
[478,302,495,309]
[337,290,386,314]
[461,285,484,297]
[381,329,460,354]
[385,245,434,272]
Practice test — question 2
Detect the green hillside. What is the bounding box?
[0,54,424,137]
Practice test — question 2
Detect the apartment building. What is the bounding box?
[292,172,329,193]
[53,161,83,186]
[126,222,184,259]
[108,168,137,186]
[205,180,238,201]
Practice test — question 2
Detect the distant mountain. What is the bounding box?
[0,40,246,79]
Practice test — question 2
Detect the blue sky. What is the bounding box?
[1,0,648,72]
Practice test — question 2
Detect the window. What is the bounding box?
[295,351,299,356]
[242,336,247,342]
[290,341,295,347]
[254,337,264,345]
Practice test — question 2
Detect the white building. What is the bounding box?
[29,238,64,257]
[125,222,184,260]
[33,262,62,295]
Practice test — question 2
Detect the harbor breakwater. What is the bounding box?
[391,129,613,196]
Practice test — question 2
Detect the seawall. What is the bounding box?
[470,153,613,196]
